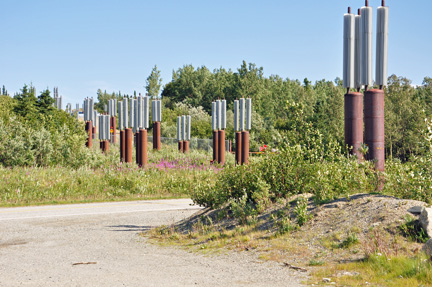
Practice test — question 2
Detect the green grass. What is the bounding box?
[311,253,432,286]
[0,143,228,206]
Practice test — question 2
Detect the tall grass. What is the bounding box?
[0,144,228,206]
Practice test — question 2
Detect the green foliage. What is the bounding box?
[399,215,429,243]
[294,196,311,226]
[146,65,163,99]
[337,232,359,249]
[0,84,87,167]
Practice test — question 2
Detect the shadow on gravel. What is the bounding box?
[107,225,152,232]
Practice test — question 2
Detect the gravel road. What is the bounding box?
[0,199,306,286]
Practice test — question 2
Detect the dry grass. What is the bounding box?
[146,194,432,286]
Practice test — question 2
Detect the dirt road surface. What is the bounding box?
[0,199,306,286]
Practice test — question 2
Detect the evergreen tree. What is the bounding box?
[13,84,38,119]
[36,89,55,114]
[146,65,162,99]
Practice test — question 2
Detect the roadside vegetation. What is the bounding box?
[2,63,432,285]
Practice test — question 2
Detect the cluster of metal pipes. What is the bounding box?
[343,0,388,172]
[211,100,227,164]
[177,115,191,153]
[53,87,62,110]
[234,98,252,165]
[118,95,151,167]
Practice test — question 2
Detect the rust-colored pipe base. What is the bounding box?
[125,128,133,163]
[213,130,219,163]
[100,140,104,151]
[120,130,125,162]
[178,141,184,153]
[365,89,385,172]
[139,129,147,167]
[92,126,96,140]
[136,133,140,165]
[218,130,225,165]
[345,92,364,161]
[235,132,242,165]
[241,131,249,165]
[153,122,161,150]
[183,141,189,153]
[103,140,109,154]
[110,117,117,144]
[85,121,93,148]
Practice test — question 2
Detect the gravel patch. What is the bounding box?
[0,201,306,286]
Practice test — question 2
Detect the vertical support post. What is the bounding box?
[364,89,385,172]
[344,92,364,161]
[235,132,242,165]
[136,130,140,165]
[139,129,147,167]
[156,121,161,150]
[111,116,117,144]
[213,130,219,163]
[178,141,184,153]
[104,140,109,154]
[241,131,249,165]
[120,130,125,162]
[125,128,133,163]
[218,130,225,165]
[183,141,189,153]
[86,122,93,148]
[92,126,96,139]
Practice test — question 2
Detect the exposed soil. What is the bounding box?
[171,193,429,266]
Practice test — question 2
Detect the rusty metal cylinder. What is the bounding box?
[241,131,249,165]
[85,121,93,148]
[120,130,125,162]
[213,130,219,162]
[136,132,140,165]
[139,129,147,167]
[156,122,161,150]
[111,116,117,144]
[92,126,96,139]
[235,132,242,165]
[153,122,161,150]
[125,128,133,163]
[344,92,364,160]
[100,140,104,151]
[218,130,225,165]
[178,141,184,153]
[364,89,385,172]
[104,140,109,154]
[184,141,189,153]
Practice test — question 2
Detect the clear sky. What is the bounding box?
[1,0,431,106]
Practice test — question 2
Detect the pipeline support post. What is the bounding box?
[183,141,189,153]
[344,92,364,161]
[218,130,225,165]
[235,132,242,165]
[125,128,133,163]
[139,129,147,167]
[213,130,219,163]
[241,131,249,165]
[85,121,93,148]
[178,141,184,153]
[364,89,385,172]
[120,130,125,162]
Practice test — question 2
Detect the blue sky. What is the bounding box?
[1,0,431,105]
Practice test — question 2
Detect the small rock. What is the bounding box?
[408,206,425,215]
[337,271,360,277]
[420,208,432,237]
[421,239,432,257]
[372,222,381,227]
[323,278,331,283]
